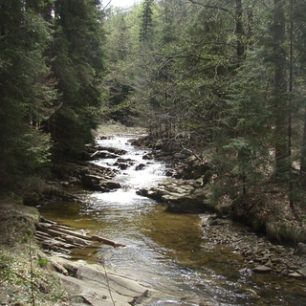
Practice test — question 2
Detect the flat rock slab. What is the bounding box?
[298,267,306,277]
[51,257,155,306]
[253,265,272,273]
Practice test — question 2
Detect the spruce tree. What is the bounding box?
[49,0,104,160]
[0,0,55,191]
[139,0,154,43]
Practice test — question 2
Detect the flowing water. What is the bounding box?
[41,133,306,306]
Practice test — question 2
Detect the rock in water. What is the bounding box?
[135,164,146,171]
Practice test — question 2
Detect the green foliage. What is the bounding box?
[139,0,154,43]
[105,0,306,211]
[0,0,106,192]
[0,0,55,191]
[38,257,49,267]
[49,0,105,160]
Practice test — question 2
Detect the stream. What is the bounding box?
[41,132,306,306]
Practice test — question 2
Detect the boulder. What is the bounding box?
[103,181,121,190]
[136,189,149,197]
[288,272,303,278]
[165,169,175,177]
[115,158,135,170]
[115,162,129,170]
[143,153,154,160]
[298,267,306,278]
[135,164,146,171]
[81,174,105,191]
[81,175,120,192]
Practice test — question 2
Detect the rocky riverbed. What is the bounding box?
[201,215,306,278]
[33,124,306,306]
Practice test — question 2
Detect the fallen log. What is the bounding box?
[41,239,75,250]
[40,217,57,225]
[45,228,92,247]
[36,218,126,252]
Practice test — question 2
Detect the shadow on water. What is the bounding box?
[40,135,306,306]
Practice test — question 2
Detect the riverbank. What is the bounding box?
[0,199,69,306]
[132,133,306,279]
[0,124,156,306]
[133,133,306,240]
[0,199,159,306]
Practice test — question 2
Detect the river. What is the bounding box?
[40,132,306,306]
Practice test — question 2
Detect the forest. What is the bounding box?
[1,0,306,234]
[1,0,306,305]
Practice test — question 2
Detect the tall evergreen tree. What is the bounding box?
[0,0,55,191]
[49,0,104,160]
[139,0,154,43]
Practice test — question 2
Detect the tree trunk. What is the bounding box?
[288,0,293,207]
[235,0,245,61]
[273,0,288,177]
[300,107,306,176]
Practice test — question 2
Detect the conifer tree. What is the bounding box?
[49,0,104,160]
[139,0,154,43]
[0,0,55,191]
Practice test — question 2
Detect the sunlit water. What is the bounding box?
[41,135,306,306]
